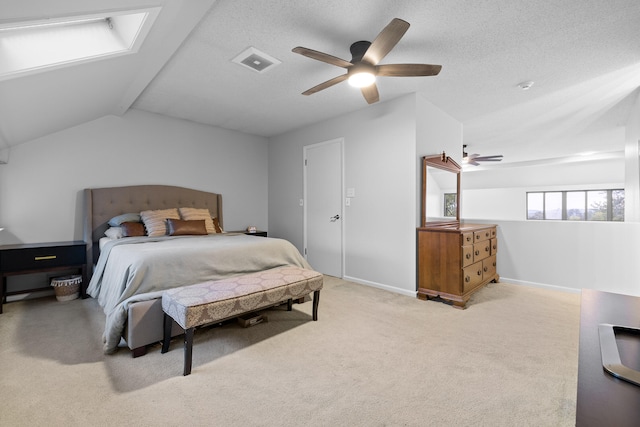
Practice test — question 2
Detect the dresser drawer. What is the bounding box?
[473,240,491,263]
[462,232,474,245]
[474,228,493,243]
[0,243,86,272]
[462,245,474,267]
[490,238,498,255]
[463,262,483,293]
[483,255,497,278]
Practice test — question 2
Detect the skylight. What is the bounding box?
[0,7,160,80]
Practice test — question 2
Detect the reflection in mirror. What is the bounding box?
[421,152,461,227]
[425,167,458,222]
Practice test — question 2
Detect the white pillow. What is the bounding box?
[140,208,180,237]
[104,227,123,239]
[108,213,141,226]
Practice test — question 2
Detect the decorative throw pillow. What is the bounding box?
[108,213,141,227]
[140,208,180,237]
[212,217,224,233]
[104,227,123,239]
[121,221,146,237]
[167,219,207,236]
[178,207,216,234]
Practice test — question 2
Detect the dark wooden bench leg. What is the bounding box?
[312,290,320,321]
[287,298,293,311]
[132,346,148,358]
[184,327,194,376]
[161,313,172,354]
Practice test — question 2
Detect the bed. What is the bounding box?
[83,184,311,356]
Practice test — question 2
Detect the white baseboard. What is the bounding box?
[342,275,417,298]
[500,277,581,294]
[341,275,580,297]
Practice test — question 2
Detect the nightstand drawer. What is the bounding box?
[0,242,86,272]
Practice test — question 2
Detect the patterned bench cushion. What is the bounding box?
[162,266,323,330]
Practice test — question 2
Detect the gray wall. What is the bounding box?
[269,94,462,295]
[0,109,269,243]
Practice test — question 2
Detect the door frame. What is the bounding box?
[303,137,345,278]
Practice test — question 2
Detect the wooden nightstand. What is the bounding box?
[0,241,87,314]
[230,230,268,237]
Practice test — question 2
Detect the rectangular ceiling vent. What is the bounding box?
[232,46,281,73]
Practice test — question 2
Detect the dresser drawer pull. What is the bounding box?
[34,255,57,261]
[475,250,480,256]
[465,276,470,283]
[477,270,482,276]
[466,253,471,259]
[485,247,489,252]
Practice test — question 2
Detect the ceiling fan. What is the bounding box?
[292,18,442,104]
[462,145,504,166]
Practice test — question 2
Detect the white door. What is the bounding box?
[304,139,343,277]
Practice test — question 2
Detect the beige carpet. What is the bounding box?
[0,277,580,426]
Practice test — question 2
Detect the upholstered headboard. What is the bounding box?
[83,185,223,274]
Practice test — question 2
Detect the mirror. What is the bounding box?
[421,152,461,227]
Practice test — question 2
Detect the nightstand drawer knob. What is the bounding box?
[34,255,57,261]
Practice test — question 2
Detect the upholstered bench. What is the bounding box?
[161,266,323,375]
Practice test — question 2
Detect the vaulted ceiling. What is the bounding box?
[2,0,640,165]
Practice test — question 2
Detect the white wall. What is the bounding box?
[416,94,463,223]
[625,89,640,221]
[268,94,462,296]
[0,109,269,246]
[460,136,640,295]
[468,219,640,296]
[461,157,625,221]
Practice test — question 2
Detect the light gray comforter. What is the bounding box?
[87,233,311,353]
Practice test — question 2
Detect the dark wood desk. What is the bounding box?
[0,241,87,314]
[576,289,640,426]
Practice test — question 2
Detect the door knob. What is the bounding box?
[330,214,340,222]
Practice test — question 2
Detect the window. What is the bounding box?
[444,193,457,217]
[0,8,160,80]
[527,190,624,221]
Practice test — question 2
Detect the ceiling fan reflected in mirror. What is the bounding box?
[292,18,442,104]
[463,145,504,166]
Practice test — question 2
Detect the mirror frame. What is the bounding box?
[421,152,461,227]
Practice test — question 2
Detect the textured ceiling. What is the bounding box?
[132,0,640,164]
[2,0,640,166]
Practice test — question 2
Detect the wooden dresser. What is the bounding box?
[417,223,499,309]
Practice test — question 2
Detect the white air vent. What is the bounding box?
[232,46,281,73]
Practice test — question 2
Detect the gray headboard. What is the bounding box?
[83,185,223,275]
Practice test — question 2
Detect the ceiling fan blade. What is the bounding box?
[292,47,352,68]
[474,155,503,161]
[361,83,380,104]
[362,18,410,65]
[301,74,348,95]
[376,63,442,77]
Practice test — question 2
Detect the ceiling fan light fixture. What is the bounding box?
[348,71,376,88]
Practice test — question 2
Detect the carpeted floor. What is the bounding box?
[0,277,580,426]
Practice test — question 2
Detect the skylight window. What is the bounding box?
[0,7,160,80]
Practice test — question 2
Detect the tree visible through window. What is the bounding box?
[527,189,624,221]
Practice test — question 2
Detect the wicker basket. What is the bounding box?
[50,275,81,302]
